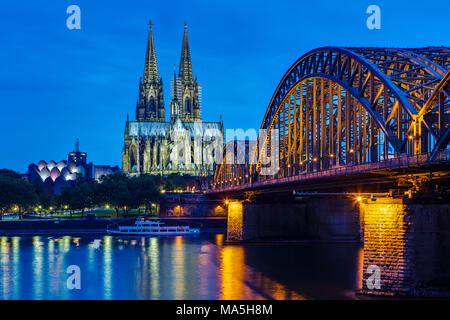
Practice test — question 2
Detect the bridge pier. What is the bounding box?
[226,196,450,297]
[226,198,360,241]
[360,197,450,297]
[159,192,227,217]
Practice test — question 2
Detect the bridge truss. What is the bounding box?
[214,47,450,188]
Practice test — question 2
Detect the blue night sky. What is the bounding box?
[0,0,448,172]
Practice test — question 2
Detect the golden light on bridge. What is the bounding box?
[173,205,186,216]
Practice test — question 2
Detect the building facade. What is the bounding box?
[122,22,223,176]
[28,139,122,194]
[94,165,121,181]
[28,139,93,195]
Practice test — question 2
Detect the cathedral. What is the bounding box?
[122,21,224,176]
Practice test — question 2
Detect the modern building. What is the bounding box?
[122,21,224,177]
[94,165,121,181]
[27,139,93,195]
[27,139,120,194]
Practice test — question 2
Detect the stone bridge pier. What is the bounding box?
[226,197,450,297]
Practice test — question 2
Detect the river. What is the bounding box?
[0,234,363,299]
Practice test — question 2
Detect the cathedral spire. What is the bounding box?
[143,20,159,83]
[172,65,177,100]
[178,22,193,83]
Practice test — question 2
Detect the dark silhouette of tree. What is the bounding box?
[0,169,38,219]
[100,173,133,216]
[163,173,197,191]
[129,174,161,215]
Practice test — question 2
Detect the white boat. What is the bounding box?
[107,218,200,235]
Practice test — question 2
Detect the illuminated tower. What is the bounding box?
[68,138,87,166]
[170,22,202,122]
[136,20,165,122]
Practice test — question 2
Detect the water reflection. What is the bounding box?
[149,237,160,299]
[103,236,113,299]
[32,236,43,299]
[11,237,20,300]
[172,236,185,299]
[1,237,10,299]
[0,235,362,299]
[219,245,306,300]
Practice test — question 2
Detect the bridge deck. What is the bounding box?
[210,151,450,196]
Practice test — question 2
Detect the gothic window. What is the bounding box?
[140,141,146,171]
[149,97,156,112]
[185,99,190,113]
[130,145,138,172]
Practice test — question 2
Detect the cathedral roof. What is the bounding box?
[128,120,222,138]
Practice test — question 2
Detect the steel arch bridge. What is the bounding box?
[214,46,450,189]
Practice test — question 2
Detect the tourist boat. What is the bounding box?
[107,218,200,235]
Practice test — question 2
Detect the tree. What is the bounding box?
[163,173,196,191]
[100,173,133,216]
[58,181,98,217]
[34,184,54,213]
[0,169,38,219]
[129,175,161,215]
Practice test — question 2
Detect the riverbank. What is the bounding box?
[0,216,227,235]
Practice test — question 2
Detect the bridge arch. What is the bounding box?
[253,46,449,177]
[213,140,252,188]
[213,46,449,188]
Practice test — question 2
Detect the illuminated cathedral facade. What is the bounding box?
[122,21,223,176]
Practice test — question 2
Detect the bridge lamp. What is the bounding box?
[357,196,362,201]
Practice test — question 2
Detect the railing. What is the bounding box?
[210,149,450,192]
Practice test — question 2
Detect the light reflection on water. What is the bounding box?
[0,235,362,300]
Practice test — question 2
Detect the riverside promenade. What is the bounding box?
[0,216,227,235]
